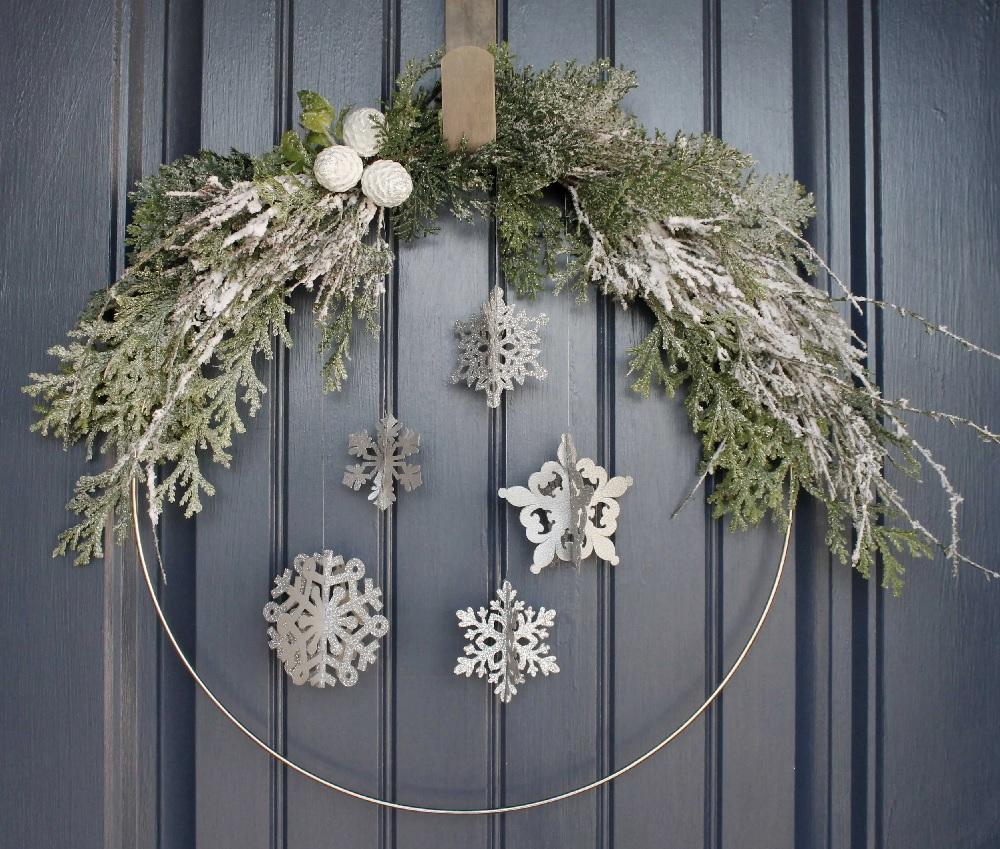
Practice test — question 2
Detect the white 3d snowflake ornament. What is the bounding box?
[499,433,633,573]
[264,551,389,688]
[342,107,385,157]
[454,580,559,703]
[343,414,423,510]
[452,285,548,408]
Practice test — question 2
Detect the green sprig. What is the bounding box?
[25,45,989,588]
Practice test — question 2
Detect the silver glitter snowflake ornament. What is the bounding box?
[499,433,633,573]
[343,414,422,510]
[264,551,389,688]
[454,580,559,703]
[452,285,548,408]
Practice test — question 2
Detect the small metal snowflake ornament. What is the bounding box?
[499,433,634,573]
[264,551,389,688]
[452,285,548,408]
[343,414,422,510]
[454,580,559,703]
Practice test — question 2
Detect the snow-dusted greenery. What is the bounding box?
[26,46,997,590]
[26,154,391,562]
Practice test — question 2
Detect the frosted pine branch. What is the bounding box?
[844,296,1000,362]
[26,164,391,564]
[25,49,999,589]
[570,181,991,588]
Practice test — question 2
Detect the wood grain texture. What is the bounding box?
[153,4,203,849]
[791,2,858,848]
[877,2,1000,847]
[195,2,279,848]
[391,5,492,847]
[612,3,708,848]
[446,0,496,48]
[717,4,799,849]
[282,3,386,847]
[441,0,499,152]
[0,2,117,848]
[3,1,1000,848]
[501,6,601,847]
[441,46,497,150]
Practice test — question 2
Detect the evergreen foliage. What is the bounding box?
[25,46,997,587]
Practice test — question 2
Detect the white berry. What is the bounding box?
[360,160,413,208]
[313,145,363,193]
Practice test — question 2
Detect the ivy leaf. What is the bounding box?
[332,106,350,142]
[298,91,334,126]
[305,130,332,154]
[301,112,333,134]
[298,90,333,113]
[279,130,309,173]
[297,90,336,147]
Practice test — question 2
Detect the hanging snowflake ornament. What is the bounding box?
[454,580,559,704]
[343,414,423,510]
[264,551,389,688]
[499,433,633,573]
[452,285,548,408]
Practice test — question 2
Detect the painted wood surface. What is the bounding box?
[1,1,998,848]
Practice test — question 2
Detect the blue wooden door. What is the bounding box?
[3,1,999,847]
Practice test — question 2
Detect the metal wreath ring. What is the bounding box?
[130,480,793,816]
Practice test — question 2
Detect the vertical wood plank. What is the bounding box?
[153,4,203,848]
[282,3,387,847]
[392,3,491,847]
[0,2,117,848]
[104,0,145,845]
[611,3,709,848]
[195,1,278,846]
[117,3,183,848]
[501,5,600,848]
[877,2,1000,846]
[718,3,798,848]
[791,1,858,847]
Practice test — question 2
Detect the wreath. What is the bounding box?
[25,45,999,590]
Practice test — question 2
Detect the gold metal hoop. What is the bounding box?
[130,480,792,816]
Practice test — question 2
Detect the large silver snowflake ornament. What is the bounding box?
[454,580,559,703]
[343,414,422,510]
[499,433,634,573]
[452,285,548,408]
[264,551,389,688]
